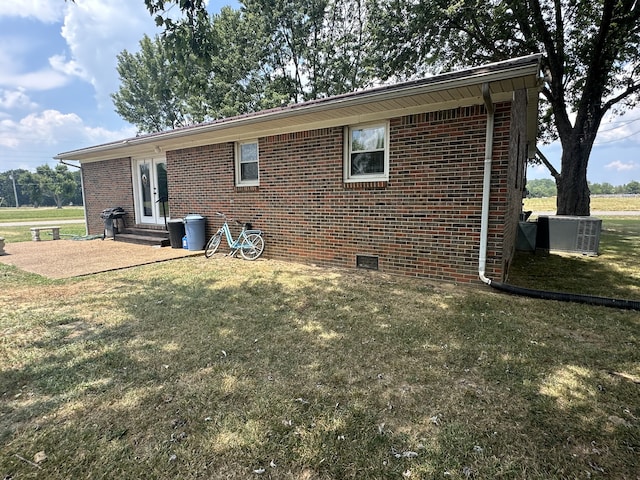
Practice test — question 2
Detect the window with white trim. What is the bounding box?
[235,140,259,186]
[344,122,389,182]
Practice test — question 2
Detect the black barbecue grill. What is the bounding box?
[100,207,126,240]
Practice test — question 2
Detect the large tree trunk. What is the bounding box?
[556,139,592,216]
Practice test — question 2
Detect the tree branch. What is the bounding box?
[602,81,640,114]
[536,147,561,179]
[575,0,616,125]
[448,11,503,60]
[527,0,572,136]
[553,0,564,63]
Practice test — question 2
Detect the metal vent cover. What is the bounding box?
[356,255,379,270]
[575,218,602,255]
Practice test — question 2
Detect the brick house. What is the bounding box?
[56,55,541,285]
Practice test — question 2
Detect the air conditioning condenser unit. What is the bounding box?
[536,216,602,256]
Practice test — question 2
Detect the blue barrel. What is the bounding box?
[183,214,206,250]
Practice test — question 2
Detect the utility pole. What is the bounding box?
[9,172,19,208]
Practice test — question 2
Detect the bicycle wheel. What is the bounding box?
[204,231,223,258]
[240,233,264,260]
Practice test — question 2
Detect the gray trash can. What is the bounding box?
[183,214,206,251]
[167,218,185,249]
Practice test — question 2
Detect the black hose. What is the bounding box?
[488,281,640,311]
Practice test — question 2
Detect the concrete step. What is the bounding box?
[114,227,170,247]
[122,227,170,238]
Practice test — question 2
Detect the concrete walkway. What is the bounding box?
[0,219,85,227]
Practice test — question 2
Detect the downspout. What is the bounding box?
[478,83,494,285]
[477,86,639,310]
[79,165,88,236]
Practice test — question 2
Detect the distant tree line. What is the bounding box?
[527,178,640,198]
[0,165,82,208]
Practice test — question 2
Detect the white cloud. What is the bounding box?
[0,0,65,23]
[0,109,134,171]
[54,0,158,107]
[0,0,155,172]
[7,109,133,146]
[0,68,69,91]
[605,160,638,172]
[0,110,85,150]
[0,34,70,91]
[0,88,38,110]
[49,54,89,81]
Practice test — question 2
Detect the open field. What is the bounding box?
[0,207,86,243]
[0,209,639,478]
[0,206,85,222]
[0,224,88,244]
[524,195,640,214]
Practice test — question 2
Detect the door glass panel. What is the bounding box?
[139,163,152,217]
[156,162,169,218]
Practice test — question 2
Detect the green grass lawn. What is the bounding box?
[0,224,88,243]
[0,202,639,479]
[1,234,639,479]
[0,206,85,222]
[0,207,87,242]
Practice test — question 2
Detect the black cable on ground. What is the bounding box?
[489,281,640,311]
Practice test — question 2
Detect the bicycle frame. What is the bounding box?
[218,221,262,255]
[204,212,264,260]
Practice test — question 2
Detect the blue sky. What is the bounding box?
[0,0,638,187]
[532,116,640,186]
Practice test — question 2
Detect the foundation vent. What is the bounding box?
[356,255,379,270]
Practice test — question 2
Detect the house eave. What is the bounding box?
[55,54,542,163]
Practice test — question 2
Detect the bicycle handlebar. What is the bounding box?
[215,212,242,226]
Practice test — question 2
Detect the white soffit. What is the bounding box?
[56,55,542,163]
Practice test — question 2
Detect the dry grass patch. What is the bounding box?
[523,195,640,213]
[1,256,639,479]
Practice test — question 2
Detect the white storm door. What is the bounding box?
[134,158,168,225]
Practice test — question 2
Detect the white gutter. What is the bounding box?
[479,82,494,285]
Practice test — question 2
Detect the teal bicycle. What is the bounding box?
[204,212,265,260]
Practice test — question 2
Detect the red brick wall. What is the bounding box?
[166,143,235,219]
[81,99,525,283]
[165,101,517,283]
[82,157,134,235]
[502,90,530,276]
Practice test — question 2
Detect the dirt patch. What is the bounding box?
[0,239,202,279]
